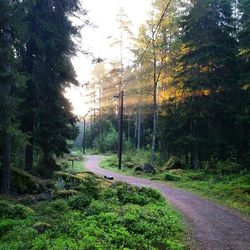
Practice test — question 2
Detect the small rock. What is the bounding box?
[104,175,114,180]
[143,163,155,173]
[134,166,143,173]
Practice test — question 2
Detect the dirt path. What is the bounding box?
[85,155,250,250]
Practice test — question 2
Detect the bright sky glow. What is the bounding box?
[65,0,152,117]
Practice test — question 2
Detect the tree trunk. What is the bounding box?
[0,19,12,195]
[192,119,200,170]
[150,39,157,164]
[1,81,11,195]
[24,109,34,171]
[137,105,141,151]
[134,109,137,149]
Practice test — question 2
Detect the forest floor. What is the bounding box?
[85,155,250,250]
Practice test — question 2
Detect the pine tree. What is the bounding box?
[172,0,238,168]
[238,0,250,83]
[19,0,82,176]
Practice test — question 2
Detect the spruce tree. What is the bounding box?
[20,0,81,176]
[173,0,238,168]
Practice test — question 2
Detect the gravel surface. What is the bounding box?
[85,155,250,250]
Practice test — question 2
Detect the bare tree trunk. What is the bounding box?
[193,119,200,170]
[150,38,157,164]
[24,106,34,171]
[137,105,141,151]
[134,109,138,149]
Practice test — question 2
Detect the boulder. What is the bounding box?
[53,171,83,189]
[134,166,143,174]
[162,156,183,171]
[11,168,48,194]
[124,161,134,169]
[143,163,155,173]
[34,222,52,233]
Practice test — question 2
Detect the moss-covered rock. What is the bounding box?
[162,156,184,171]
[34,222,52,233]
[124,161,134,169]
[11,168,48,194]
[53,171,83,189]
[54,190,78,198]
[134,166,143,174]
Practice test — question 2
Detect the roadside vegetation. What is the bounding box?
[0,158,187,250]
[100,152,250,217]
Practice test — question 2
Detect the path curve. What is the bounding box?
[85,155,250,250]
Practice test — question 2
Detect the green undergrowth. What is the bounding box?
[101,155,250,217]
[169,170,250,216]
[0,171,187,249]
[56,150,85,174]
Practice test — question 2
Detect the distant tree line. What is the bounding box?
[84,0,250,170]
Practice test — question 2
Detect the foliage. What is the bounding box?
[93,124,118,153]
[81,0,250,175]
[0,200,34,219]
[0,175,186,250]
[0,0,84,193]
[101,154,250,216]
[171,170,250,216]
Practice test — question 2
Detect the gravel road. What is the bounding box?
[85,155,250,250]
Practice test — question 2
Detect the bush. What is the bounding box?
[165,173,181,182]
[216,160,244,174]
[48,199,69,212]
[68,194,92,210]
[93,125,118,153]
[0,200,35,219]
[0,181,186,250]
[77,176,101,199]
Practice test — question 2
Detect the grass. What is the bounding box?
[0,169,188,250]
[100,154,250,217]
[56,149,85,174]
[171,170,250,216]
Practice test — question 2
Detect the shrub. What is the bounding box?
[216,160,244,174]
[68,194,92,210]
[165,173,181,182]
[77,176,101,199]
[48,199,69,212]
[0,200,35,219]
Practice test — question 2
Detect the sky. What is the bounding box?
[65,0,152,117]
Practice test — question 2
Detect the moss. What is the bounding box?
[54,190,78,198]
[11,168,48,194]
[162,156,184,170]
[0,200,35,219]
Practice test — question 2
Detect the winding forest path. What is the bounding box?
[85,155,250,250]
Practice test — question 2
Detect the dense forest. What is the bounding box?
[0,0,250,249]
[83,0,250,171]
[1,0,250,194]
[0,0,84,194]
